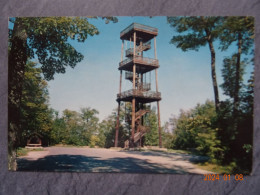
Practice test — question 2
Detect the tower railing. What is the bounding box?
[119,56,159,67]
[137,83,151,91]
[117,89,161,99]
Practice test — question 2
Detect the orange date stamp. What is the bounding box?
[203,174,244,181]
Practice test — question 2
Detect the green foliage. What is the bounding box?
[20,61,53,146]
[144,108,159,146]
[10,17,94,80]
[49,104,128,148]
[80,107,99,135]
[102,105,128,148]
[162,132,174,149]
[95,121,107,148]
[161,122,175,149]
[90,135,100,148]
[243,144,252,153]
[220,55,246,99]
[50,107,100,146]
[241,73,254,114]
[218,16,254,54]
[219,17,254,121]
[50,114,66,144]
[167,17,221,51]
[196,161,237,174]
[217,76,254,172]
[100,118,117,148]
[9,17,118,80]
[171,100,223,160]
[93,103,130,148]
[217,17,254,172]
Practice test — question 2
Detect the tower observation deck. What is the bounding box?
[115,23,162,148]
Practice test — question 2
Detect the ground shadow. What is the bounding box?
[17,154,188,174]
[118,150,209,163]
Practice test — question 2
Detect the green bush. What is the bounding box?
[171,101,223,159]
[90,135,100,148]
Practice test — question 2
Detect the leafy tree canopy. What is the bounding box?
[218,16,254,53]
[220,55,247,99]
[167,16,221,51]
[9,17,118,80]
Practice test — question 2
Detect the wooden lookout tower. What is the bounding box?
[115,23,162,148]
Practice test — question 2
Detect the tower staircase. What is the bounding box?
[124,128,150,148]
[124,109,150,148]
[125,41,151,57]
[135,109,150,121]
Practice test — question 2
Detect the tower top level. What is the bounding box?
[120,23,158,43]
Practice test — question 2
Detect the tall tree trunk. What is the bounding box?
[8,18,28,170]
[205,28,220,113]
[233,32,242,134]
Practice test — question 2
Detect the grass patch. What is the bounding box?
[195,162,235,174]
[53,144,88,148]
[17,147,29,157]
[166,149,192,154]
[31,148,45,151]
[16,147,45,157]
[124,148,192,155]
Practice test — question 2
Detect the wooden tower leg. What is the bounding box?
[154,36,162,148]
[131,98,136,147]
[115,101,120,147]
[115,41,123,148]
[130,31,137,148]
[157,101,162,148]
[155,68,162,148]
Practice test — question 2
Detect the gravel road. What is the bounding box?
[17,147,214,174]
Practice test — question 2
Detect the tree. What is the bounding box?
[167,17,221,112]
[80,107,99,132]
[218,58,254,173]
[8,17,117,170]
[20,61,53,146]
[216,17,254,171]
[101,104,128,148]
[238,72,254,172]
[217,73,254,172]
[80,107,99,145]
[61,109,82,145]
[218,16,254,133]
[220,55,246,99]
[50,111,66,145]
[143,108,159,146]
[55,107,100,146]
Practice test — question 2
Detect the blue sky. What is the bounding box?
[43,16,254,124]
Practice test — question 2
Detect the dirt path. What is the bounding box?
[17,147,214,174]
